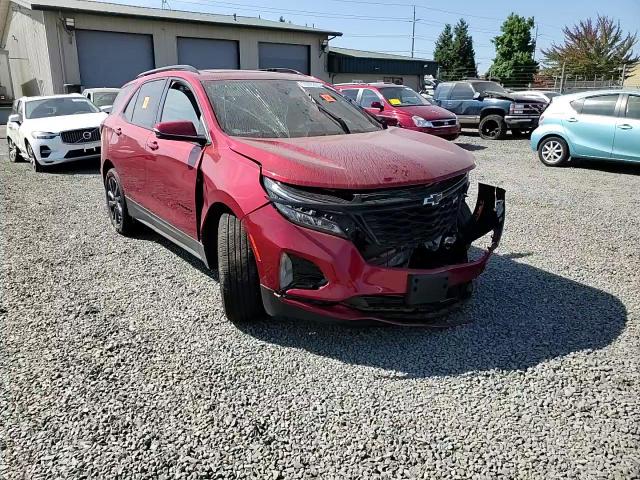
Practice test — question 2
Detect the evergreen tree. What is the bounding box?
[488,14,538,87]
[433,24,455,79]
[451,19,477,80]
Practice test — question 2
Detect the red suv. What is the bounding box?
[101,66,505,326]
[334,83,461,140]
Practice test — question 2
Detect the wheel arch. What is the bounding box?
[480,108,505,120]
[102,159,115,179]
[534,132,571,153]
[201,202,236,268]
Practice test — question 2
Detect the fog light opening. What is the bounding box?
[279,253,293,290]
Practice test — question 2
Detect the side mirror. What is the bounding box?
[99,105,112,113]
[153,121,207,145]
[370,101,384,111]
[8,114,21,124]
[473,92,482,100]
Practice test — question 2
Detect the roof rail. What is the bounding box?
[137,65,199,78]
[258,68,304,75]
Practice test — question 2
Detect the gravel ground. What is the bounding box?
[1,127,639,479]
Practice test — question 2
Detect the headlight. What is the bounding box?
[263,177,353,237]
[412,116,433,128]
[32,131,59,139]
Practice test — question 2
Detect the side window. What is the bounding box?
[130,79,166,129]
[434,83,452,100]
[159,81,204,135]
[123,89,139,122]
[449,83,474,100]
[11,100,18,115]
[625,95,640,120]
[112,83,135,114]
[570,98,584,114]
[340,89,358,102]
[359,89,381,108]
[581,95,619,117]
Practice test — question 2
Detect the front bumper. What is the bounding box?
[504,115,539,129]
[31,136,101,165]
[405,124,461,139]
[244,184,505,325]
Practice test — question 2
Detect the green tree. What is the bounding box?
[451,19,477,80]
[488,14,538,87]
[434,24,455,78]
[542,15,639,76]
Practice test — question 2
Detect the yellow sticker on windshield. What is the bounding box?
[142,96,150,109]
[388,98,401,105]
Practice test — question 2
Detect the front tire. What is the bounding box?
[217,213,264,324]
[26,142,44,172]
[538,136,569,167]
[104,169,136,235]
[479,115,507,140]
[8,138,22,163]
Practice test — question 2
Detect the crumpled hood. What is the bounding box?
[24,112,107,133]
[392,104,457,120]
[228,127,475,189]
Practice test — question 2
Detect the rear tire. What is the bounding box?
[479,115,507,140]
[217,213,264,324]
[8,138,22,163]
[537,136,569,167]
[104,169,136,235]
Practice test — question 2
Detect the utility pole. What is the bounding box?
[621,63,627,87]
[411,5,416,58]
[532,24,539,61]
[559,62,566,93]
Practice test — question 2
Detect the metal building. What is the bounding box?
[0,0,341,97]
[328,47,437,91]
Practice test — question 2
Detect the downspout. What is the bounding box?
[55,13,67,92]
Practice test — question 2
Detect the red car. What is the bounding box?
[334,83,461,140]
[101,66,505,326]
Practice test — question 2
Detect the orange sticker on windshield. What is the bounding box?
[320,94,336,102]
[142,96,150,109]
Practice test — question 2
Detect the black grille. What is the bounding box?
[431,119,457,127]
[515,102,545,115]
[360,192,460,248]
[60,128,100,144]
[290,255,327,289]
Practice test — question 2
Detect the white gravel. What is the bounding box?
[1,128,639,479]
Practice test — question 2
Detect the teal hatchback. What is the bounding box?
[531,90,640,166]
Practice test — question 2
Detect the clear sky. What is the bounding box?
[110,0,640,72]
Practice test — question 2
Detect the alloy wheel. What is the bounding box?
[8,140,17,162]
[541,140,564,164]
[106,175,124,228]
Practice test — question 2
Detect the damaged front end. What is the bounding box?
[263,174,505,271]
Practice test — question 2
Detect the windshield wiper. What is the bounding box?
[308,95,350,134]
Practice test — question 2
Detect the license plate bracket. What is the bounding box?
[406,273,449,305]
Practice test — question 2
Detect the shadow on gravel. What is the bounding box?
[571,159,640,176]
[44,158,101,175]
[456,143,487,152]
[239,253,627,378]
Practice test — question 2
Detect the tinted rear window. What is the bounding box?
[130,79,166,129]
[581,95,619,117]
[434,83,453,100]
[626,95,640,120]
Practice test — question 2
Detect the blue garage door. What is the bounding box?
[258,42,310,74]
[177,37,239,70]
[76,30,155,88]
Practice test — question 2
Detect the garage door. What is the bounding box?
[76,30,154,88]
[177,37,239,70]
[258,43,310,74]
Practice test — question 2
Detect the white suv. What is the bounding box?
[7,94,107,172]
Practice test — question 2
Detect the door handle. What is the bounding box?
[618,124,632,130]
[147,140,159,151]
[566,117,578,122]
[114,127,122,136]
